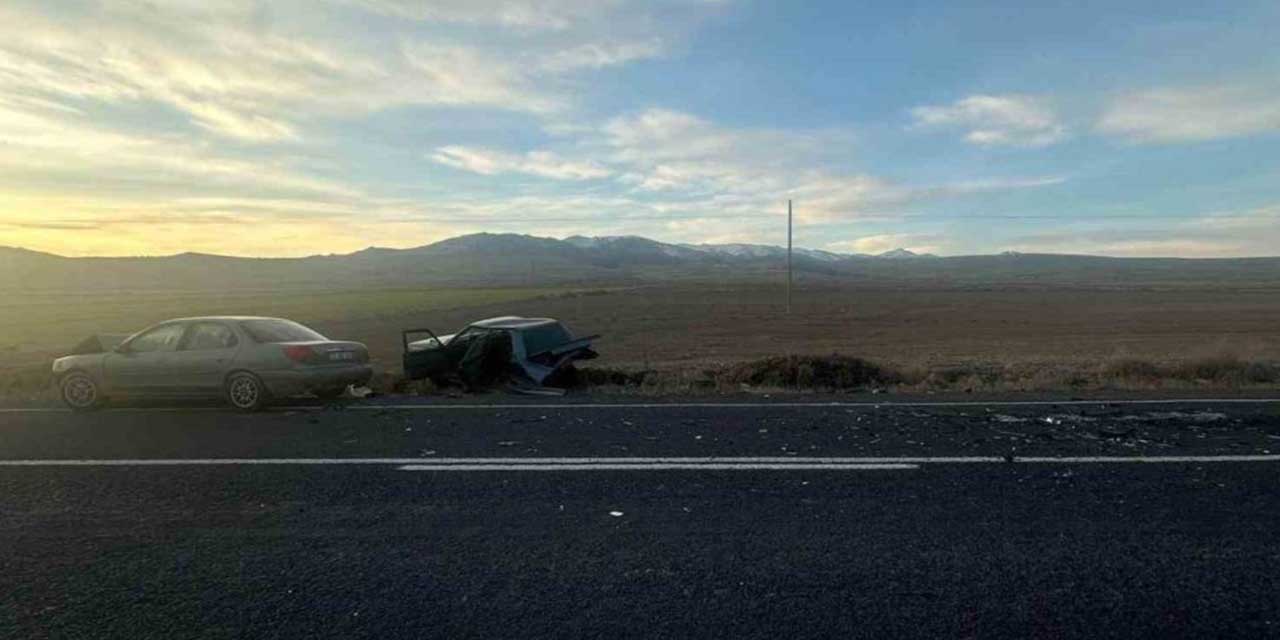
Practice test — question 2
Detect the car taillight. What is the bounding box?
[282,345,315,363]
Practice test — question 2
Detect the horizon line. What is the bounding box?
[3,232,1280,262]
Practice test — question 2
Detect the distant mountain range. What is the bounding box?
[1,232,1276,292]
[563,235,935,261]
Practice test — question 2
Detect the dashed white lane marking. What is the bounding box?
[397,463,919,471]
[0,407,225,414]
[1,398,1277,414]
[0,455,1277,467]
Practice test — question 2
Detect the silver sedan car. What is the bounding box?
[51,316,372,411]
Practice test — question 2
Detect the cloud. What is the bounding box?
[0,2,1104,257]
[538,39,665,72]
[0,0,690,145]
[431,146,612,180]
[0,103,357,199]
[339,0,602,30]
[421,107,1069,243]
[910,94,1067,147]
[0,185,471,257]
[399,42,562,113]
[0,3,381,142]
[0,0,712,255]
[826,234,945,255]
[906,175,1068,202]
[597,108,1056,231]
[1006,204,1280,257]
[599,108,870,208]
[1097,83,1280,143]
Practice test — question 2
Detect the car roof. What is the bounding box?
[468,316,561,330]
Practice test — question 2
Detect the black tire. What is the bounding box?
[313,386,347,401]
[60,371,104,411]
[225,372,270,412]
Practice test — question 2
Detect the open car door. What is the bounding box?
[402,329,452,380]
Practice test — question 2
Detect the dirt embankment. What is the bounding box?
[566,353,1280,395]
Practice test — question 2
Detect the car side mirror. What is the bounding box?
[113,344,130,354]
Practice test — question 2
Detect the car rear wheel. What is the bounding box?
[60,372,103,411]
[226,372,269,412]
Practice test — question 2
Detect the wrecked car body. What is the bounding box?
[403,316,598,390]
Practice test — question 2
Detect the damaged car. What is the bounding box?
[403,316,598,392]
[52,316,372,411]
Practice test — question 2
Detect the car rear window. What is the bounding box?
[521,323,572,355]
[241,319,327,343]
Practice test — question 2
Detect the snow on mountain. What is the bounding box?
[677,243,848,262]
[679,243,781,259]
[562,235,707,260]
[876,248,937,259]
[564,235,936,261]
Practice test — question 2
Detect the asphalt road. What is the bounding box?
[3,398,1280,639]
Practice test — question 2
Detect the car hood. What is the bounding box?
[52,352,108,373]
[70,334,130,355]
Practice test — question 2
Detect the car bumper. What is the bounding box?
[259,365,373,397]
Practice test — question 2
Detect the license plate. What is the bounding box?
[329,351,356,362]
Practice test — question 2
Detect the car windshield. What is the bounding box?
[240,319,326,343]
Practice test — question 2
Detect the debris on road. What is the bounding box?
[1042,414,1098,426]
[1118,411,1228,423]
[1096,426,1137,439]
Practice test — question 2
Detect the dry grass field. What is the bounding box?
[321,283,1280,368]
[4,280,1280,397]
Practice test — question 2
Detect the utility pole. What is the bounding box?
[786,199,793,314]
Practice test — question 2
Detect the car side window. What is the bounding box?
[183,323,239,351]
[127,324,186,353]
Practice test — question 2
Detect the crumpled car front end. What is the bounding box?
[51,334,125,383]
[517,336,598,386]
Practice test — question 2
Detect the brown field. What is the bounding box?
[321,283,1280,370]
[4,281,1280,396]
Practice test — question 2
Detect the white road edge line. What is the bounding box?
[0,455,1277,466]
[349,399,1280,410]
[396,463,919,471]
[2,398,1278,414]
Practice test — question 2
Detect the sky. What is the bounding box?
[1,0,1278,258]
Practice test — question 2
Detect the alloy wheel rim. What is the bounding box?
[230,377,259,408]
[63,375,96,407]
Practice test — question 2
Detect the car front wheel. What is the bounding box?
[226,372,269,412]
[60,372,104,411]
